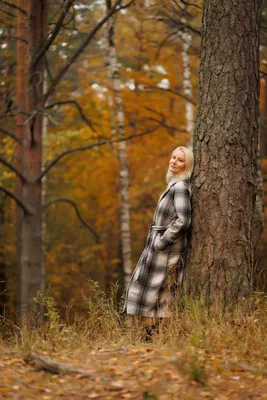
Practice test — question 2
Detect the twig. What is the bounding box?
[144,86,197,105]
[0,35,28,44]
[0,157,28,182]
[46,100,96,132]
[0,0,27,15]
[43,198,99,239]
[180,0,202,10]
[44,0,126,101]
[0,126,22,144]
[31,0,75,69]
[34,118,164,182]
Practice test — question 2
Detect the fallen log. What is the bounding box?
[25,351,91,376]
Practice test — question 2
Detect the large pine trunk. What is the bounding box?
[16,0,47,317]
[188,0,262,306]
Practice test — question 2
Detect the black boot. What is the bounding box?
[140,324,157,343]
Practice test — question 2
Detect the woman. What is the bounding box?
[124,146,193,331]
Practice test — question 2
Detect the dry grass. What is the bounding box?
[0,283,266,357]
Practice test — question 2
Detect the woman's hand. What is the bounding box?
[154,234,168,251]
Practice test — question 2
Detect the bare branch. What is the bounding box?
[44,0,132,100]
[32,0,76,69]
[0,0,27,15]
[180,0,202,9]
[157,16,201,36]
[0,126,22,144]
[155,31,177,59]
[119,0,136,9]
[45,100,96,132]
[35,117,164,182]
[144,85,197,105]
[0,157,28,182]
[0,8,16,18]
[0,186,33,214]
[144,109,189,134]
[0,35,28,44]
[43,197,99,240]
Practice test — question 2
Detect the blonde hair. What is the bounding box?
[169,146,194,182]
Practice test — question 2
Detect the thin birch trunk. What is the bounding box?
[179,31,194,136]
[41,70,49,296]
[105,1,132,288]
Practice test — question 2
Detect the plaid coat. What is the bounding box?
[124,178,191,318]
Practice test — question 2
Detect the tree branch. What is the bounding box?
[0,157,28,182]
[43,197,99,240]
[34,117,164,182]
[0,186,33,214]
[0,126,22,144]
[180,0,202,10]
[0,35,28,44]
[144,85,197,105]
[45,100,96,132]
[0,0,27,15]
[44,0,135,101]
[32,0,75,69]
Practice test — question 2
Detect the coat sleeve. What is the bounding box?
[156,181,191,250]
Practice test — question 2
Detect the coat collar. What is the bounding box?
[158,180,177,202]
[159,178,190,202]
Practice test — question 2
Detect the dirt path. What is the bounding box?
[1,346,266,399]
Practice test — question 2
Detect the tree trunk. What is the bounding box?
[16,0,47,318]
[189,0,262,307]
[0,195,7,316]
[105,0,132,288]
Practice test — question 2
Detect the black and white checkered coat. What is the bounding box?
[124,178,192,318]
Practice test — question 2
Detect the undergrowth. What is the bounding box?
[0,283,266,357]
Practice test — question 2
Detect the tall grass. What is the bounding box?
[0,283,266,355]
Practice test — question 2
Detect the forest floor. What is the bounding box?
[1,341,267,400]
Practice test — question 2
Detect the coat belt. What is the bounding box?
[150,225,168,232]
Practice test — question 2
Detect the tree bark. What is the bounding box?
[0,195,7,316]
[105,0,132,288]
[16,0,47,318]
[189,0,262,306]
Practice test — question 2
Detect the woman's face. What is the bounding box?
[169,149,186,175]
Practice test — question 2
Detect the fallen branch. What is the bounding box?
[26,352,91,376]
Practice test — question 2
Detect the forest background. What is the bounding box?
[0,0,267,318]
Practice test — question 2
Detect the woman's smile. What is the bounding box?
[169,149,186,175]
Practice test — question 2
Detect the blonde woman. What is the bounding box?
[124,147,194,340]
